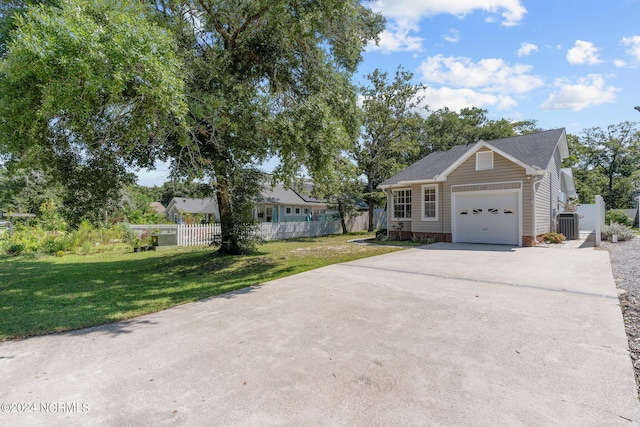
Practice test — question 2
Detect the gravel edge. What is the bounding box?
[602,237,640,396]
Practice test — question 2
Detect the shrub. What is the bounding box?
[542,232,566,244]
[601,223,636,242]
[375,229,387,240]
[410,234,436,244]
[7,243,24,256]
[606,209,633,227]
[40,232,69,254]
[5,225,44,254]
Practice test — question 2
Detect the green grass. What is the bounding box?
[0,232,402,340]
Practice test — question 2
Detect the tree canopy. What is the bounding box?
[356,67,426,231]
[0,0,186,226]
[417,107,539,161]
[153,0,384,253]
[565,121,640,208]
[0,0,384,249]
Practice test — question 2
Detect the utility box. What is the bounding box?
[556,212,580,240]
[152,233,177,247]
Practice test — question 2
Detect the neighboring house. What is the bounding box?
[253,183,330,222]
[165,197,219,223]
[379,129,577,246]
[164,183,332,224]
[148,202,166,216]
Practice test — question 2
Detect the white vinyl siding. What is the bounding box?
[422,185,438,221]
[535,150,562,235]
[392,189,412,220]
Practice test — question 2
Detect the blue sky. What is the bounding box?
[362,0,640,132]
[137,0,640,186]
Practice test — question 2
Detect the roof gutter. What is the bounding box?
[378,178,437,189]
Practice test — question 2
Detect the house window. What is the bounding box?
[392,189,412,220]
[295,207,301,215]
[421,185,438,221]
[303,208,310,214]
[476,151,494,171]
[285,207,292,215]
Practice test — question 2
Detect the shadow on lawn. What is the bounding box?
[0,249,292,340]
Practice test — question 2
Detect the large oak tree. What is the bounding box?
[154,0,383,253]
[1,0,384,252]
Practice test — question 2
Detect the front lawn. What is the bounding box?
[0,232,402,340]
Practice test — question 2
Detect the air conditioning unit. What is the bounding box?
[556,212,579,240]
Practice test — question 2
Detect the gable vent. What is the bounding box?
[476,151,494,171]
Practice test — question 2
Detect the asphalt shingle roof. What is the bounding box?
[170,197,218,214]
[260,183,326,205]
[380,128,565,186]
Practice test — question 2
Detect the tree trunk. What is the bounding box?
[216,178,241,255]
[338,200,348,234]
[367,175,374,232]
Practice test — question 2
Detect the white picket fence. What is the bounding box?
[176,221,351,247]
[131,209,387,247]
[177,223,219,247]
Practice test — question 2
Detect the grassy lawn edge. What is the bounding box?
[0,232,403,341]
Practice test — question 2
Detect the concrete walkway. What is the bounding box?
[1,243,638,426]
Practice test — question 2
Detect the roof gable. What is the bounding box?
[380,128,567,187]
[259,183,327,206]
[167,197,218,214]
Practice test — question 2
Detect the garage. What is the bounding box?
[453,190,520,245]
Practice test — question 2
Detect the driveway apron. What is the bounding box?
[1,243,638,426]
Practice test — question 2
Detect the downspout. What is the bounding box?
[531,177,536,240]
[550,173,554,232]
[531,174,545,240]
[385,188,391,238]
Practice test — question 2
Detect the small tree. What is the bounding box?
[357,67,426,232]
[313,155,363,234]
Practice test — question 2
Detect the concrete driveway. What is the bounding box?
[1,243,639,426]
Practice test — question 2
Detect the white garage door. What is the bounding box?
[454,191,519,245]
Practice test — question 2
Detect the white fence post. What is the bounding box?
[595,195,604,247]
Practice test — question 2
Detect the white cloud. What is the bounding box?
[614,59,627,68]
[420,87,516,112]
[517,42,538,57]
[367,19,424,53]
[540,75,618,112]
[372,0,527,26]
[566,40,602,65]
[443,29,461,43]
[621,36,640,62]
[419,55,543,94]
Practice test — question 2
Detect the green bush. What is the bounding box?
[605,209,633,227]
[40,232,69,254]
[7,243,24,256]
[6,225,45,254]
[601,223,636,241]
[0,222,131,256]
